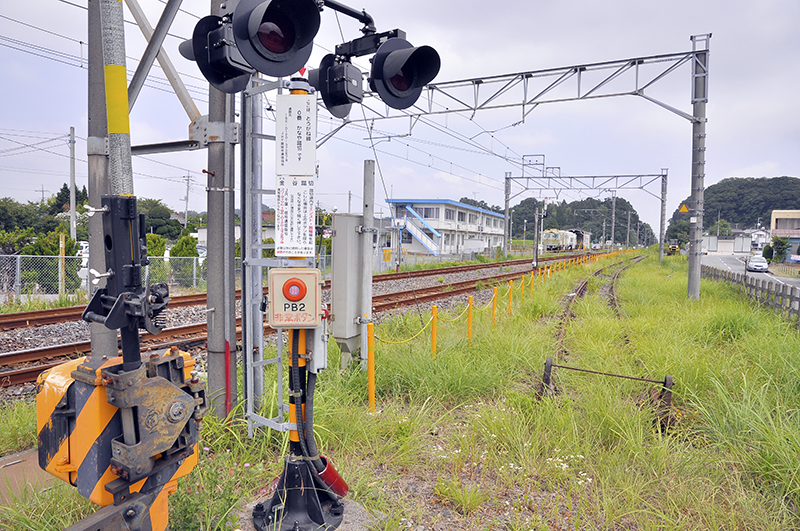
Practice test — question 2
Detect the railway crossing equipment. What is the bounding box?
[181,0,440,116]
[36,195,207,531]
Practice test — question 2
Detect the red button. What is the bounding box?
[282,278,307,302]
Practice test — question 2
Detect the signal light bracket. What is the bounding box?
[334,28,406,58]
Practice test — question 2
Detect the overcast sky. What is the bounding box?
[1,0,798,233]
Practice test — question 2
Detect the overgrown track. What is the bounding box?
[0,254,591,330]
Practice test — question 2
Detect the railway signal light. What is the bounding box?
[369,37,440,110]
[180,0,321,93]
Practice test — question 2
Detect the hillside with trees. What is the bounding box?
[666,176,800,244]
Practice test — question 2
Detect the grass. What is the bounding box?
[0,291,89,314]
[3,249,800,529]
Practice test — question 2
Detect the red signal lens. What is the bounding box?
[257,10,294,54]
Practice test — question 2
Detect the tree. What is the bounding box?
[763,245,773,261]
[706,219,732,237]
[459,197,502,213]
[19,230,81,293]
[169,235,199,287]
[0,228,35,254]
[771,236,790,263]
[48,183,88,215]
[146,233,166,258]
[138,198,182,240]
[665,219,690,246]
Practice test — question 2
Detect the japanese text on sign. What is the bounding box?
[275,176,315,257]
[275,93,316,176]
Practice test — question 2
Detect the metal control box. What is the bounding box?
[268,268,322,328]
[330,214,363,346]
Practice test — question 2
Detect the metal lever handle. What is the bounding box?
[89,268,114,286]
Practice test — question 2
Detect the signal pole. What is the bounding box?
[205,0,238,418]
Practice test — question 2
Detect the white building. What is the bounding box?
[386,199,506,256]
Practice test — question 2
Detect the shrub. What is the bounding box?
[169,236,199,287]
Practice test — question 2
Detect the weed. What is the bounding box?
[433,478,488,515]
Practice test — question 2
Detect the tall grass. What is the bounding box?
[3,250,800,529]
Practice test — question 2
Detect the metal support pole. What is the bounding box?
[360,161,375,369]
[99,0,133,196]
[69,126,76,241]
[626,211,631,249]
[659,169,668,261]
[87,0,116,359]
[503,172,511,257]
[688,35,710,300]
[610,193,616,248]
[206,0,237,417]
[533,207,539,267]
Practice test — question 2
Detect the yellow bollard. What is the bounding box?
[520,275,525,297]
[431,305,438,359]
[530,272,534,298]
[538,269,542,287]
[368,322,375,413]
[468,295,473,345]
[492,287,497,326]
[508,280,513,316]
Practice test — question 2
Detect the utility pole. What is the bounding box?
[348,190,352,213]
[688,35,710,300]
[626,210,631,249]
[69,126,76,240]
[183,173,191,228]
[610,193,616,248]
[38,185,47,203]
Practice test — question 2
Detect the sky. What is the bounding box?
[1,0,798,234]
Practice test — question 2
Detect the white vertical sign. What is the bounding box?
[275,92,317,257]
[276,93,316,176]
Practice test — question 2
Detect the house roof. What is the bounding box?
[386,199,505,218]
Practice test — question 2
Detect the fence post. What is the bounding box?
[14,255,21,301]
[193,257,197,289]
[468,295,473,345]
[431,305,438,359]
[368,322,375,412]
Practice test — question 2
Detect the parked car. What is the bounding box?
[746,255,769,272]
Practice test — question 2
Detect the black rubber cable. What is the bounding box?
[305,371,325,473]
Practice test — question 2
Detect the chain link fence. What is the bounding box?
[0,255,248,303]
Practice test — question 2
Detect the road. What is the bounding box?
[701,254,800,289]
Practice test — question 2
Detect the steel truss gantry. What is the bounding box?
[351,34,710,299]
[503,168,668,260]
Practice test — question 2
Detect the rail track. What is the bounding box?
[0,253,598,387]
[0,255,584,330]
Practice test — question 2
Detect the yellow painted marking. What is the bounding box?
[104,64,130,135]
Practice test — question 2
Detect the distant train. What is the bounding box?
[542,229,577,251]
[541,229,594,251]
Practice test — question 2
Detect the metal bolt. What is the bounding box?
[169,401,187,422]
[127,380,134,387]
[136,466,143,474]
[126,509,136,519]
